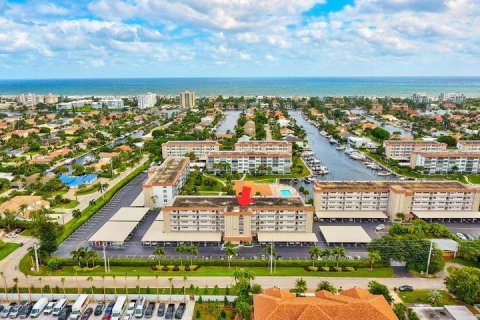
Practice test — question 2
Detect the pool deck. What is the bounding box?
[233,181,298,197]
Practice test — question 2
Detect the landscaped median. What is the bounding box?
[20,256,394,278]
[0,242,22,261]
[57,158,151,243]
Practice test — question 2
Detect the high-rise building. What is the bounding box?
[136,92,157,109]
[179,91,195,108]
[44,93,59,104]
[412,92,428,103]
[439,92,465,103]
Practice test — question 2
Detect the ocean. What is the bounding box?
[0,77,479,97]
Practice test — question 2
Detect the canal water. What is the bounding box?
[290,111,396,181]
[216,110,241,134]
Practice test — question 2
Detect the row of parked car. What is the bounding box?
[455,232,478,241]
[0,295,186,320]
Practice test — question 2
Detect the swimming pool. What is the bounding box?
[280,189,293,197]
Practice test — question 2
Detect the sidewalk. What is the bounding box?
[55,156,149,225]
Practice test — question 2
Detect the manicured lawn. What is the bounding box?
[53,200,79,209]
[398,289,464,306]
[194,302,235,320]
[0,243,22,260]
[466,174,480,184]
[75,183,100,196]
[21,257,393,278]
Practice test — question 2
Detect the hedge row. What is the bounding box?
[51,257,388,269]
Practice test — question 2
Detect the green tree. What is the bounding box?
[293,278,308,296]
[368,280,393,304]
[368,251,381,271]
[436,135,457,147]
[224,242,238,268]
[72,209,81,219]
[316,281,337,293]
[175,244,188,267]
[427,290,443,306]
[333,246,346,267]
[444,267,480,305]
[235,301,251,320]
[308,246,322,267]
[187,244,199,266]
[153,247,165,266]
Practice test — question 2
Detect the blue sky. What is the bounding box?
[0,0,479,79]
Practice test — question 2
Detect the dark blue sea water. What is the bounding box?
[0,77,479,97]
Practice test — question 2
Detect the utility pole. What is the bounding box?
[426,241,433,275]
[33,243,40,272]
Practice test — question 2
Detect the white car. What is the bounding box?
[456,233,467,240]
[126,302,136,316]
[375,224,385,231]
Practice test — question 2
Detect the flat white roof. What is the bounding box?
[413,211,480,219]
[431,239,459,252]
[141,221,221,242]
[444,306,477,320]
[155,212,164,221]
[315,211,388,219]
[89,221,138,242]
[110,207,149,222]
[319,226,372,243]
[257,232,318,243]
[130,191,145,207]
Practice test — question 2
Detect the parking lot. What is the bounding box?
[54,169,480,261]
[0,298,195,320]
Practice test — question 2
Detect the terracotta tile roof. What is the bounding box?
[254,287,398,320]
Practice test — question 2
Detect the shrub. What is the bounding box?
[47,258,60,270]
[306,266,318,272]
[343,267,355,272]
[320,267,330,272]
[333,267,342,272]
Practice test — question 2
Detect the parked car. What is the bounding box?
[8,304,22,318]
[1,304,16,318]
[375,224,385,231]
[144,302,155,318]
[80,308,93,320]
[157,304,165,317]
[354,255,361,260]
[93,303,104,316]
[126,301,136,316]
[123,315,132,320]
[165,304,175,320]
[174,303,186,319]
[465,234,476,241]
[0,307,4,314]
[104,302,115,315]
[44,302,56,315]
[101,314,111,320]
[58,306,72,320]
[398,285,414,292]
[456,233,468,240]
[18,304,32,319]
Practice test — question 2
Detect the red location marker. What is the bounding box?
[236,186,253,207]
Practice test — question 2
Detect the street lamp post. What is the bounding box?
[103,245,108,273]
[33,243,40,272]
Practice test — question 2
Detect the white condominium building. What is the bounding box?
[412,92,428,103]
[143,156,190,208]
[161,140,220,160]
[457,140,480,152]
[206,151,292,174]
[410,151,480,174]
[179,91,195,108]
[383,140,447,162]
[314,181,480,221]
[137,92,157,109]
[234,141,292,153]
[142,196,316,245]
[439,92,465,103]
[100,99,124,109]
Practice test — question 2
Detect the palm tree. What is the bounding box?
[155,276,159,302]
[124,273,128,299]
[153,247,165,267]
[25,275,31,302]
[264,244,277,273]
[61,277,66,298]
[72,209,81,219]
[1,272,9,302]
[333,247,346,267]
[86,249,98,267]
[13,278,19,302]
[168,278,173,302]
[321,248,333,267]
[175,244,187,267]
[38,277,43,295]
[112,275,117,297]
[317,281,337,293]
[293,278,308,296]
[101,275,106,302]
[183,276,187,302]
[368,251,381,271]
[70,249,82,267]
[137,276,141,295]
[48,272,54,299]
[187,244,199,266]
[87,277,94,301]
[308,246,322,267]
[225,245,238,268]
